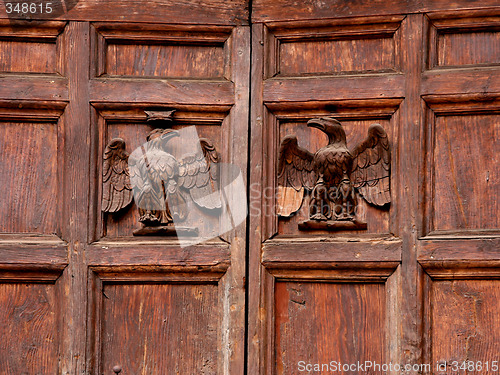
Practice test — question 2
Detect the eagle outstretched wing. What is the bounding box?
[102,138,133,213]
[178,138,222,211]
[351,124,391,206]
[277,135,316,217]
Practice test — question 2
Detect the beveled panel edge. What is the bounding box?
[263,236,402,264]
[426,10,500,70]
[264,15,404,78]
[88,238,230,275]
[90,79,235,107]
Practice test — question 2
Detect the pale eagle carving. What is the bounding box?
[102,110,221,236]
[277,117,391,230]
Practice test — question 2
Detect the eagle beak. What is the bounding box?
[307,119,325,131]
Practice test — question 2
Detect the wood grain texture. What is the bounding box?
[0,283,58,374]
[0,20,65,75]
[0,122,59,233]
[437,30,500,67]
[430,280,500,368]
[0,76,68,102]
[432,113,499,231]
[263,237,402,265]
[88,239,230,269]
[422,69,500,95]
[427,12,500,69]
[252,0,499,23]
[99,283,219,374]
[105,43,225,78]
[275,282,385,375]
[0,0,249,25]
[263,74,405,103]
[0,40,57,74]
[90,79,234,106]
[0,234,67,267]
[279,37,396,76]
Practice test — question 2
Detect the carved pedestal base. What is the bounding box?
[298,219,367,231]
[133,225,199,236]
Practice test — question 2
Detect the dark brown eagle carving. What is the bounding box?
[277,117,390,229]
[102,110,221,235]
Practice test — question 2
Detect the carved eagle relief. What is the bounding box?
[102,111,221,235]
[277,117,391,228]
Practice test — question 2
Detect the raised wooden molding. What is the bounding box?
[0,76,69,102]
[0,234,68,281]
[263,236,402,264]
[422,94,499,236]
[90,79,235,107]
[263,74,406,103]
[92,23,233,79]
[92,102,231,125]
[418,236,500,278]
[422,68,500,96]
[264,16,403,78]
[88,239,230,275]
[426,10,500,70]
[0,100,67,121]
[252,0,500,23]
[0,19,66,38]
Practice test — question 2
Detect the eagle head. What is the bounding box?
[146,128,180,149]
[307,117,347,145]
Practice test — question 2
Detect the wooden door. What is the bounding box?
[249,2,500,374]
[0,2,249,374]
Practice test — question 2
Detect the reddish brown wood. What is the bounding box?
[0,0,249,25]
[88,239,230,268]
[0,283,59,374]
[252,0,499,23]
[275,282,386,375]
[429,280,500,366]
[90,79,234,106]
[99,283,220,374]
[263,74,405,103]
[263,237,402,265]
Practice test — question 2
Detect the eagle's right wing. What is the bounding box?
[102,138,133,213]
[351,124,391,206]
[277,135,316,217]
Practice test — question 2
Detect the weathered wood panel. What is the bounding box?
[279,37,395,76]
[0,40,57,73]
[100,283,219,374]
[0,122,58,233]
[0,283,58,374]
[274,282,385,374]
[105,43,225,78]
[437,30,499,67]
[431,280,500,367]
[432,113,499,231]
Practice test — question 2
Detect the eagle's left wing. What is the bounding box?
[178,138,222,211]
[351,124,391,206]
[102,138,133,213]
